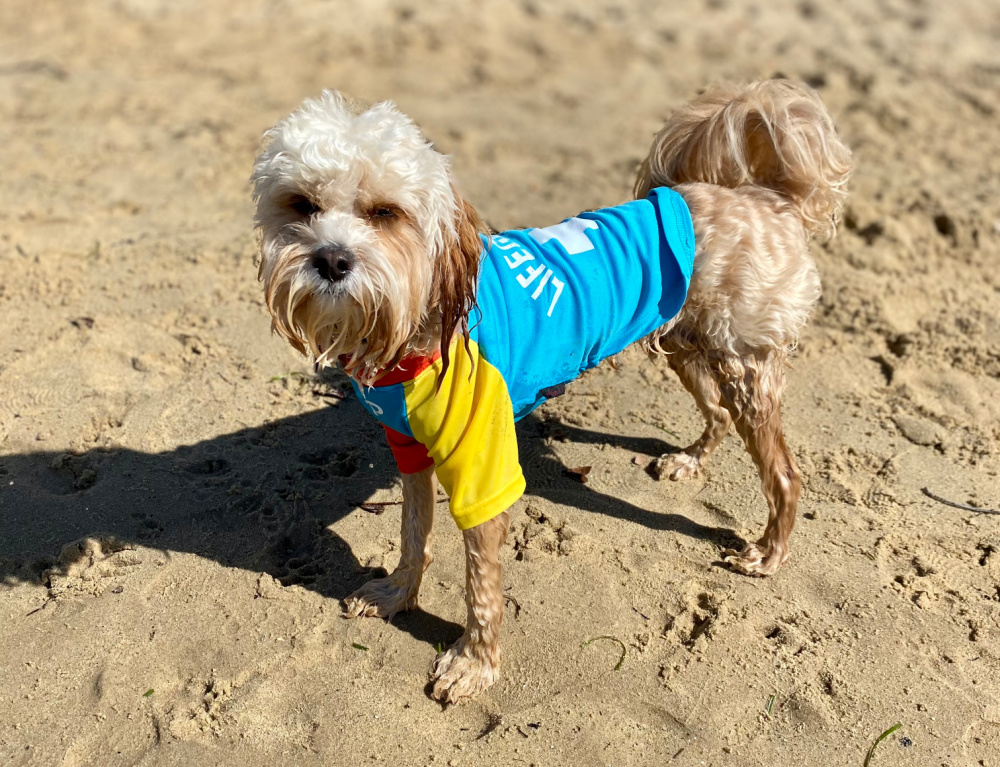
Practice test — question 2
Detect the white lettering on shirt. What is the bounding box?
[493,221,599,318]
[360,392,383,416]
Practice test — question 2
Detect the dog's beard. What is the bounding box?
[259,224,433,385]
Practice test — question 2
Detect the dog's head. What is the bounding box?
[251,91,483,383]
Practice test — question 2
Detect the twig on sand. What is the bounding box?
[25,597,55,616]
[357,498,449,514]
[581,635,627,671]
[503,593,522,619]
[312,387,347,401]
[863,723,902,767]
[921,487,1000,515]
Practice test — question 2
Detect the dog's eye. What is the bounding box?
[371,206,398,220]
[288,195,320,217]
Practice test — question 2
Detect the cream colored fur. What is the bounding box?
[637,80,851,576]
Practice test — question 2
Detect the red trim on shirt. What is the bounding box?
[372,352,440,386]
[339,351,441,387]
[383,425,434,474]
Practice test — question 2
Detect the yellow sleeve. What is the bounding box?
[403,339,525,530]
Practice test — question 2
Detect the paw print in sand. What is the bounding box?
[42,536,142,599]
[513,506,582,560]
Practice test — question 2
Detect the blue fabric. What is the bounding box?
[349,379,412,436]
[470,186,695,420]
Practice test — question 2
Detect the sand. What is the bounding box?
[1,0,999,765]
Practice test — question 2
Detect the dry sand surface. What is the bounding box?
[2,0,1000,765]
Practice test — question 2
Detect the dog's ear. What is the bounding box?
[434,192,485,383]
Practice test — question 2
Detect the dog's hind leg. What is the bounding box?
[345,465,436,618]
[430,510,510,703]
[718,353,801,576]
[654,351,733,480]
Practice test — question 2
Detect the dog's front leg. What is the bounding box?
[430,510,510,703]
[345,466,436,618]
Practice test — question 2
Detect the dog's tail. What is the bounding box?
[634,79,852,240]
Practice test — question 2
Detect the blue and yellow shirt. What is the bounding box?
[349,187,695,530]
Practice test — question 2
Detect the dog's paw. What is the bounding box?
[653,452,703,481]
[723,543,788,577]
[429,640,500,703]
[344,574,418,619]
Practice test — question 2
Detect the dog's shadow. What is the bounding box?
[0,386,743,651]
[519,416,745,545]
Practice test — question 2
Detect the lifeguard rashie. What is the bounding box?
[349,187,696,530]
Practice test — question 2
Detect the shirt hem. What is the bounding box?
[398,457,435,475]
[449,474,526,531]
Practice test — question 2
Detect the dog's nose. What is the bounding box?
[312,245,355,283]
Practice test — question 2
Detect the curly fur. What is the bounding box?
[635,79,852,240]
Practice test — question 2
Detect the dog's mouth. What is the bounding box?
[310,306,386,376]
[316,337,368,368]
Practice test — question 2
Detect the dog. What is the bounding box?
[250,80,852,702]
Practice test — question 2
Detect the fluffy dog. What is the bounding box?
[250,80,851,702]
